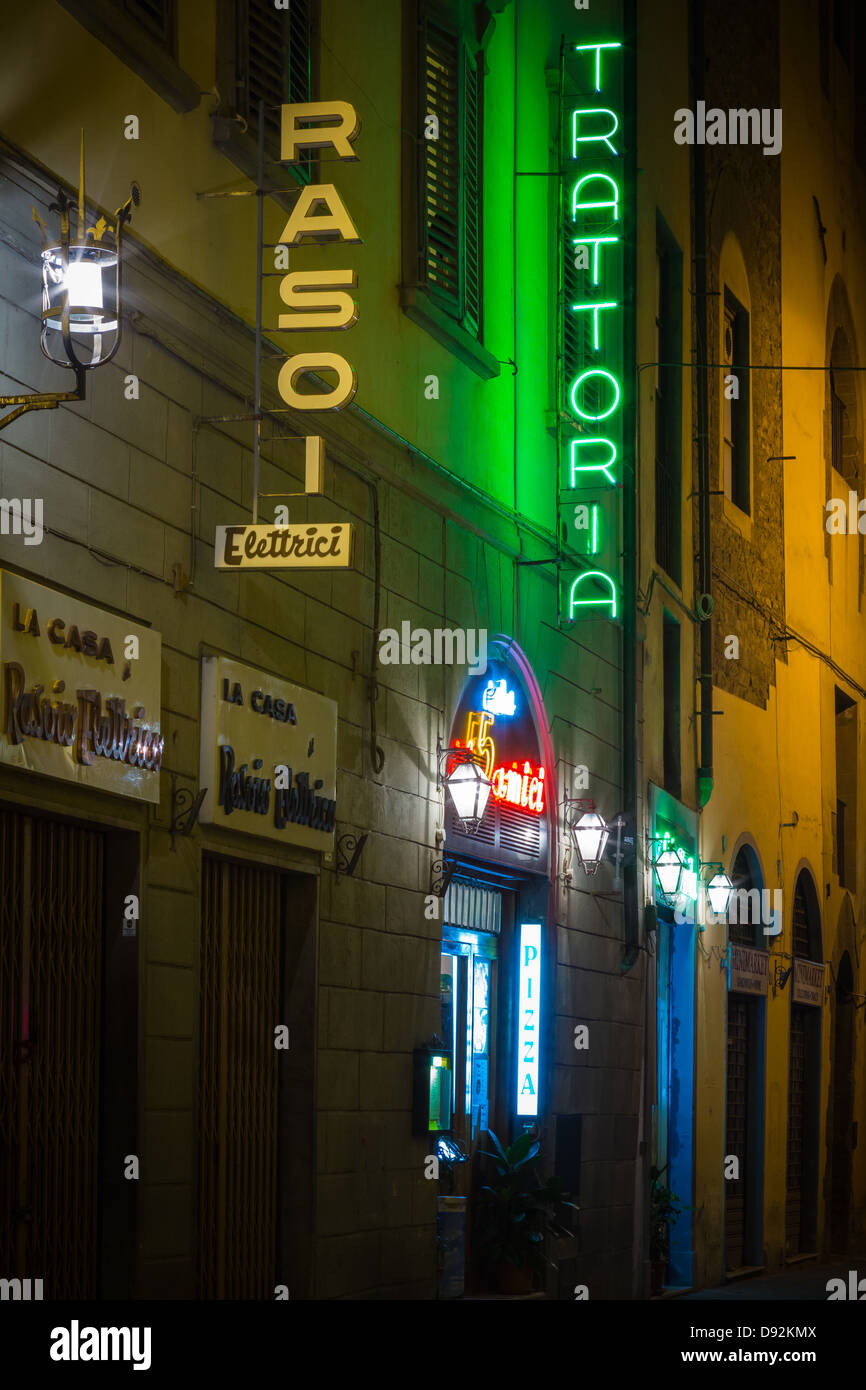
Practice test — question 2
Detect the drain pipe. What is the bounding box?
[692,0,714,808]
[621,0,639,972]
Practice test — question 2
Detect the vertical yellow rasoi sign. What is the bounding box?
[276,102,361,411]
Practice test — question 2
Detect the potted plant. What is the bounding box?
[473,1129,578,1296]
[650,1163,687,1296]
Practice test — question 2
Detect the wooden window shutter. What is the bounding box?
[461,47,481,334]
[420,13,483,337]
[123,0,174,49]
[286,0,313,104]
[422,17,462,314]
[242,0,314,176]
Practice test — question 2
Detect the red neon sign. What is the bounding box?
[455,713,546,815]
[491,761,546,815]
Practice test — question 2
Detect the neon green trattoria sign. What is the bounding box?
[561,32,624,622]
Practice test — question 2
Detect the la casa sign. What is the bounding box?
[277,102,361,411]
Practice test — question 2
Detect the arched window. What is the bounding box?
[719,233,752,520]
[727,843,764,946]
[445,639,553,875]
[829,326,859,486]
[791,869,822,962]
[786,868,822,1257]
[824,279,863,590]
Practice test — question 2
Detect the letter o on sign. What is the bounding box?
[569,368,620,422]
[278,352,357,411]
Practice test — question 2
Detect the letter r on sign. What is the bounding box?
[281,101,360,163]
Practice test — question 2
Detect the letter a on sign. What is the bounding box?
[278,185,361,246]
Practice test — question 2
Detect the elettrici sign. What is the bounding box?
[214,521,352,570]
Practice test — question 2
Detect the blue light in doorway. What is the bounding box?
[482,678,517,717]
[516,923,542,1116]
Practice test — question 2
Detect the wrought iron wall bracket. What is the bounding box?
[429,855,457,898]
[336,831,368,877]
[0,364,86,432]
[772,959,793,993]
[170,773,207,850]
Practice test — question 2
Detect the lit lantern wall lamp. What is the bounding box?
[0,136,139,431]
[437,737,492,834]
[564,795,609,876]
[705,868,734,916]
[652,836,685,905]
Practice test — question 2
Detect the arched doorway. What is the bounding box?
[785,868,822,1256]
[824,277,863,595]
[649,789,698,1291]
[437,638,556,1296]
[828,946,856,1253]
[724,842,767,1274]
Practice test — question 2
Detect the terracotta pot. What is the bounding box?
[650,1259,667,1296]
[496,1262,534,1296]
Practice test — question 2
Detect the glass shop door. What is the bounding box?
[440,930,498,1165]
[437,926,499,1298]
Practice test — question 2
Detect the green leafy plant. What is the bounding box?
[650,1163,688,1264]
[473,1129,578,1276]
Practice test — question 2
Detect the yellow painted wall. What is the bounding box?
[0,0,562,518]
[692,0,866,1287]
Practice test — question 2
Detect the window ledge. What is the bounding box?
[722,494,753,541]
[211,117,303,214]
[399,285,500,381]
[57,0,200,113]
[724,1264,766,1282]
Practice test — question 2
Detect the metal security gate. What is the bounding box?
[785,1006,807,1254]
[197,855,283,1298]
[829,956,855,1253]
[725,996,749,1271]
[0,809,104,1298]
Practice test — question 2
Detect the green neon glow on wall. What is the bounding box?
[572,108,619,158]
[569,368,621,421]
[573,41,623,93]
[589,504,600,555]
[680,860,699,902]
[568,437,617,487]
[571,235,618,285]
[571,173,620,221]
[568,570,618,620]
[570,300,618,351]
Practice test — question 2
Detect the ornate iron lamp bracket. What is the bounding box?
[336,830,368,877]
[170,773,207,851]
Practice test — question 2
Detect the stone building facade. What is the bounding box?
[0,0,643,1300]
